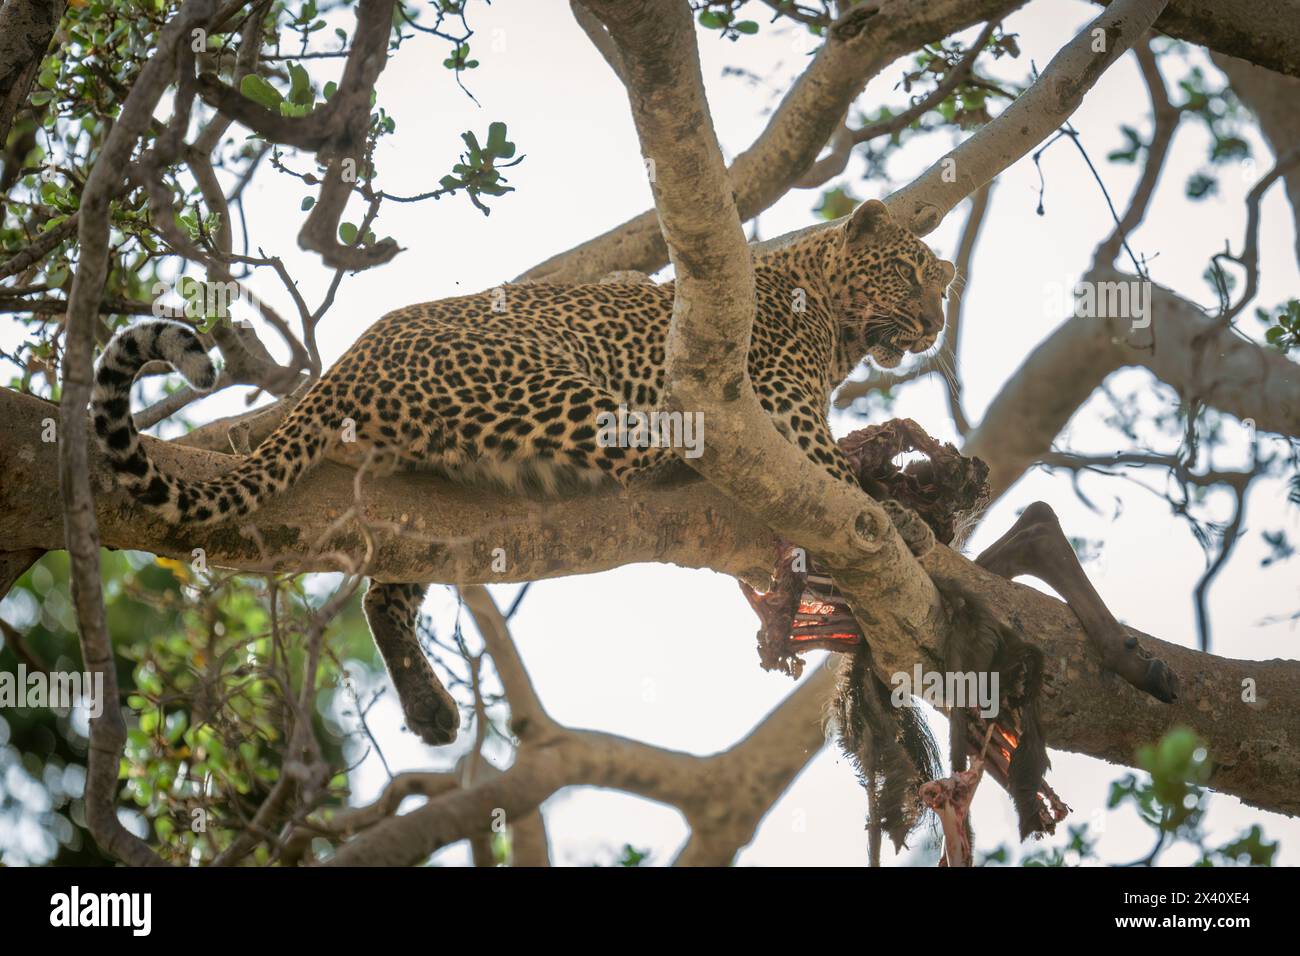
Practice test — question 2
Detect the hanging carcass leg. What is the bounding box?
[974,501,1178,703]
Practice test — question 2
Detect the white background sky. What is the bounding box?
[6,0,1300,866]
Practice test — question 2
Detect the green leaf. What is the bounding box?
[300,196,315,211]
[240,75,283,110]
[165,711,188,744]
[814,186,860,221]
[486,121,514,158]
[338,222,358,244]
[461,130,484,165]
[734,20,759,34]
[1186,172,1217,200]
[287,61,313,106]
[1210,135,1249,164]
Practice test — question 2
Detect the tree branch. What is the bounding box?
[1109,0,1300,78]
[793,20,1002,191]
[5,387,1296,825]
[1211,51,1300,271]
[521,0,1024,283]
[758,0,1170,251]
[587,0,946,689]
[56,0,220,868]
[963,274,1300,497]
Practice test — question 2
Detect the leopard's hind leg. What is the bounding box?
[363,581,459,745]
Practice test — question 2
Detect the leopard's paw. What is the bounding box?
[397,672,460,746]
[882,499,935,558]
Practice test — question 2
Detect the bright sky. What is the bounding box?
[7,0,1300,866]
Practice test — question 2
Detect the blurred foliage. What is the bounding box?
[2,0,523,864]
[0,551,381,865]
[815,186,859,221]
[1103,45,1251,205]
[979,727,1277,867]
[1257,299,1300,355]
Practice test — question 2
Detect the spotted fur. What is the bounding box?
[92,200,953,745]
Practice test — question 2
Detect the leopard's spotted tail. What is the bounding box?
[92,319,334,525]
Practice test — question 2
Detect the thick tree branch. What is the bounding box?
[963,271,1300,498]
[522,0,1023,283]
[533,0,1300,286]
[1106,0,1300,78]
[325,542,1300,866]
[0,0,64,149]
[587,0,945,685]
[4,388,1295,823]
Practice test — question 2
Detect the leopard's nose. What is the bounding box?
[919,305,945,337]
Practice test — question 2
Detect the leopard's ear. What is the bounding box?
[844,199,891,247]
[939,260,956,284]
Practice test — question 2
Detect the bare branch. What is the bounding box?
[57,0,221,868]
[1093,37,1179,267]
[1211,51,1300,271]
[1210,146,1300,328]
[6,385,1296,831]
[759,0,1171,252]
[458,584,554,740]
[963,274,1300,497]
[519,0,1024,282]
[793,20,1002,190]
[1111,0,1300,78]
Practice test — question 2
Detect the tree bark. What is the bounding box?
[4,388,1296,823]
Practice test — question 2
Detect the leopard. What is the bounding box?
[91,199,955,747]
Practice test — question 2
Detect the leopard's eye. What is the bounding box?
[893,261,915,284]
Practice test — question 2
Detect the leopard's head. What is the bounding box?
[824,199,956,369]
